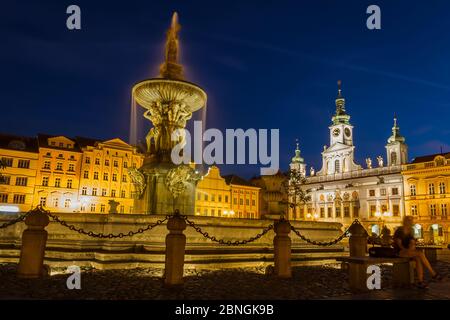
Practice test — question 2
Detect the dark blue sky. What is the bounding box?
[2,1,450,178]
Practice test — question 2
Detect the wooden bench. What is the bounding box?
[336,256,415,292]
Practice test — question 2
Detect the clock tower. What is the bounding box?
[317,81,361,176]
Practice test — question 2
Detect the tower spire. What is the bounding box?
[332,80,350,125]
[388,114,405,144]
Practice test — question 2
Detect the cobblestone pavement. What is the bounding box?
[0,262,449,300]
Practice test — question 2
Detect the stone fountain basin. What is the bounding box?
[132,78,207,112]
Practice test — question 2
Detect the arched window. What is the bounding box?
[335,160,340,173]
[391,151,397,165]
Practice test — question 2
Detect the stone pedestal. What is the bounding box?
[164,212,187,286]
[17,207,50,278]
[273,220,291,278]
[349,222,368,257]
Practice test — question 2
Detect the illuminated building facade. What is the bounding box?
[0,133,143,214]
[251,171,286,219]
[402,153,450,244]
[0,134,39,212]
[293,82,407,233]
[195,166,260,219]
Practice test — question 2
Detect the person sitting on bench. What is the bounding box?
[393,216,443,289]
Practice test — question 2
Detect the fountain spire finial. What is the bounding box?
[159,12,184,80]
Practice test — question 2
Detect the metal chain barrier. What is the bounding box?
[46,212,169,238]
[289,219,360,247]
[183,216,274,246]
[0,211,31,229]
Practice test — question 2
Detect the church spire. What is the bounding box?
[388,115,405,144]
[291,139,304,164]
[332,80,350,125]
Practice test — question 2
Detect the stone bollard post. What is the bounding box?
[17,206,50,278]
[273,219,292,278]
[348,221,368,257]
[164,211,187,287]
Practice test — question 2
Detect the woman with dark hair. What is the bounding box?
[393,216,443,289]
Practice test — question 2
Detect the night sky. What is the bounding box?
[2,1,450,178]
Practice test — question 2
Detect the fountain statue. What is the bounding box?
[131,12,206,215]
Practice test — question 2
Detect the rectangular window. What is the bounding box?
[239,198,244,205]
[0,175,10,185]
[430,204,437,216]
[121,190,126,198]
[13,194,26,204]
[92,188,97,196]
[82,187,87,195]
[234,198,237,205]
[381,204,388,213]
[105,159,109,166]
[85,157,90,164]
[369,190,375,197]
[56,163,63,171]
[68,164,75,172]
[344,207,350,217]
[111,190,116,197]
[204,194,208,201]
[211,209,215,216]
[393,204,400,216]
[90,204,96,212]
[335,207,341,217]
[123,162,128,168]
[40,197,47,207]
[392,188,399,196]
[100,204,105,213]
[67,179,72,188]
[53,198,59,207]
[439,182,446,194]
[411,205,418,216]
[370,205,377,217]
[410,185,416,196]
[112,174,117,182]
[252,199,256,206]
[320,207,325,218]
[94,172,98,180]
[113,160,118,167]
[327,207,332,218]
[197,193,201,201]
[41,176,49,186]
[245,199,250,206]
[18,160,30,169]
[218,195,222,202]
[95,158,100,165]
[441,204,448,217]
[1,157,13,167]
[102,189,107,196]
[0,193,8,203]
[211,194,215,202]
[103,173,108,181]
[15,177,28,186]
[43,161,51,170]
[429,183,435,195]
[54,178,60,187]
[64,199,71,208]
[122,175,127,183]
[225,195,229,203]
[380,189,386,196]
[84,171,89,179]
[218,209,221,216]
[120,205,124,213]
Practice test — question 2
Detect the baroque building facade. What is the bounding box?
[402,153,450,244]
[292,82,408,233]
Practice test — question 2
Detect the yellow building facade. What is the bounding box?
[0,134,39,212]
[0,133,144,214]
[195,166,260,219]
[402,153,450,244]
[77,137,143,214]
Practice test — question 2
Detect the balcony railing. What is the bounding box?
[306,165,402,184]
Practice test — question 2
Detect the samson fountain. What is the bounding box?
[129,12,206,215]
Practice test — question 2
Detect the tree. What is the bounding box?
[280,168,311,219]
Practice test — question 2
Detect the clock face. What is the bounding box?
[345,128,351,137]
[333,128,340,137]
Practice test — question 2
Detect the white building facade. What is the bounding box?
[291,82,409,234]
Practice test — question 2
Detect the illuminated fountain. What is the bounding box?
[130,12,206,215]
